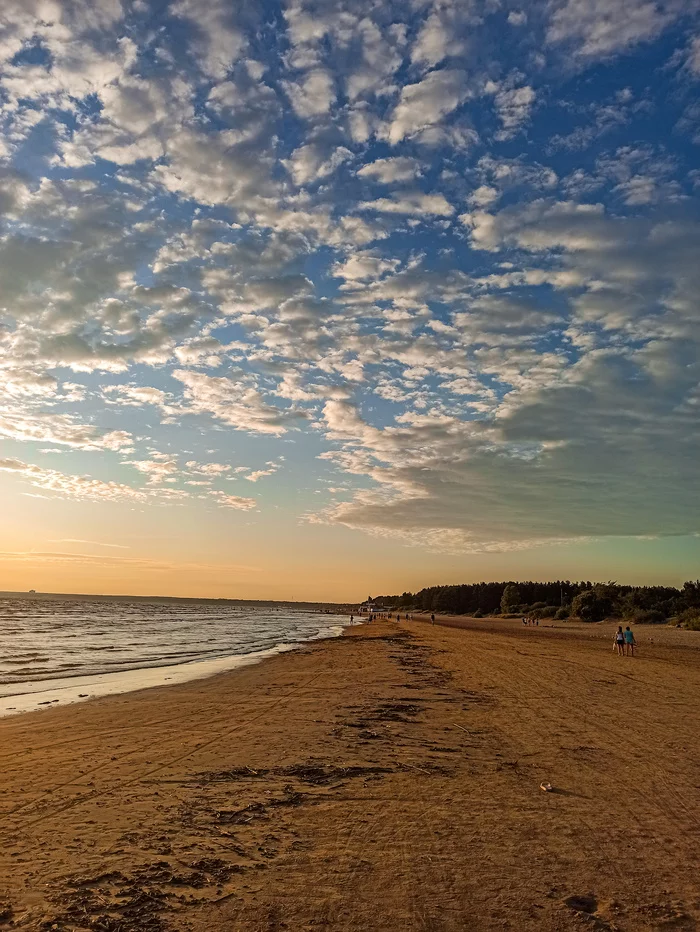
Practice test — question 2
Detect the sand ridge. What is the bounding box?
[0,618,698,930]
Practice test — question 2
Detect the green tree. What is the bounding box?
[683,580,700,608]
[501,583,521,614]
[571,589,608,622]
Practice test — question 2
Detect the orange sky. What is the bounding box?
[2,473,697,601]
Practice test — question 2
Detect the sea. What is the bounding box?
[0,595,349,717]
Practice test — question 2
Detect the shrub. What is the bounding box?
[529,602,547,611]
[554,607,569,620]
[631,609,665,624]
[473,609,483,618]
[529,606,557,620]
[679,608,700,630]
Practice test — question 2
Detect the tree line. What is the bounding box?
[373,580,700,625]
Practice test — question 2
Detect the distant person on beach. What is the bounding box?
[614,626,625,655]
[350,614,354,624]
[624,626,636,656]
[431,613,435,625]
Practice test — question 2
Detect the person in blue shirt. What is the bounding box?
[624,626,636,657]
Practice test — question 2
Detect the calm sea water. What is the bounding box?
[0,596,348,709]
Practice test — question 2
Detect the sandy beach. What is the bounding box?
[1,617,699,931]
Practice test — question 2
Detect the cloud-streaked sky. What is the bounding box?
[1,0,700,600]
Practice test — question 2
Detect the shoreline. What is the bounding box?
[1,618,698,930]
[0,620,348,718]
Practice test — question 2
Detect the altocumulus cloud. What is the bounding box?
[0,0,699,552]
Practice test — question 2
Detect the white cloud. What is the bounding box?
[171,0,247,78]
[409,2,480,72]
[172,369,305,435]
[411,10,465,69]
[125,456,180,485]
[546,0,686,59]
[493,84,536,139]
[283,68,336,118]
[0,167,30,217]
[0,457,148,503]
[613,174,678,205]
[357,157,422,184]
[684,34,700,74]
[0,411,133,452]
[357,192,454,216]
[214,492,257,510]
[460,199,609,251]
[246,461,281,482]
[333,251,401,282]
[475,155,558,192]
[152,127,277,210]
[468,185,500,207]
[346,104,378,144]
[0,367,57,398]
[186,461,232,476]
[104,384,170,408]
[346,17,403,100]
[383,69,470,145]
[284,142,353,186]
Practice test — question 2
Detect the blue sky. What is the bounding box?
[0,0,699,598]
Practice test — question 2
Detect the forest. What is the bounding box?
[374,580,700,626]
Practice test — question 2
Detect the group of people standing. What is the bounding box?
[351,612,415,623]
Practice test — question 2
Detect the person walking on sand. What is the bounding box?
[614,626,625,655]
[431,613,435,625]
[624,625,636,656]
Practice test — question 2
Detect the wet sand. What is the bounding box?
[1,617,699,931]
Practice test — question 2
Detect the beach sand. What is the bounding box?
[1,617,699,931]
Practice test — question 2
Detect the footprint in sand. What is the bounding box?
[564,894,597,914]
[563,895,617,931]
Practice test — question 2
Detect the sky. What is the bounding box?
[1,0,700,601]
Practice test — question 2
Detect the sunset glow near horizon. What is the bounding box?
[1,0,700,601]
